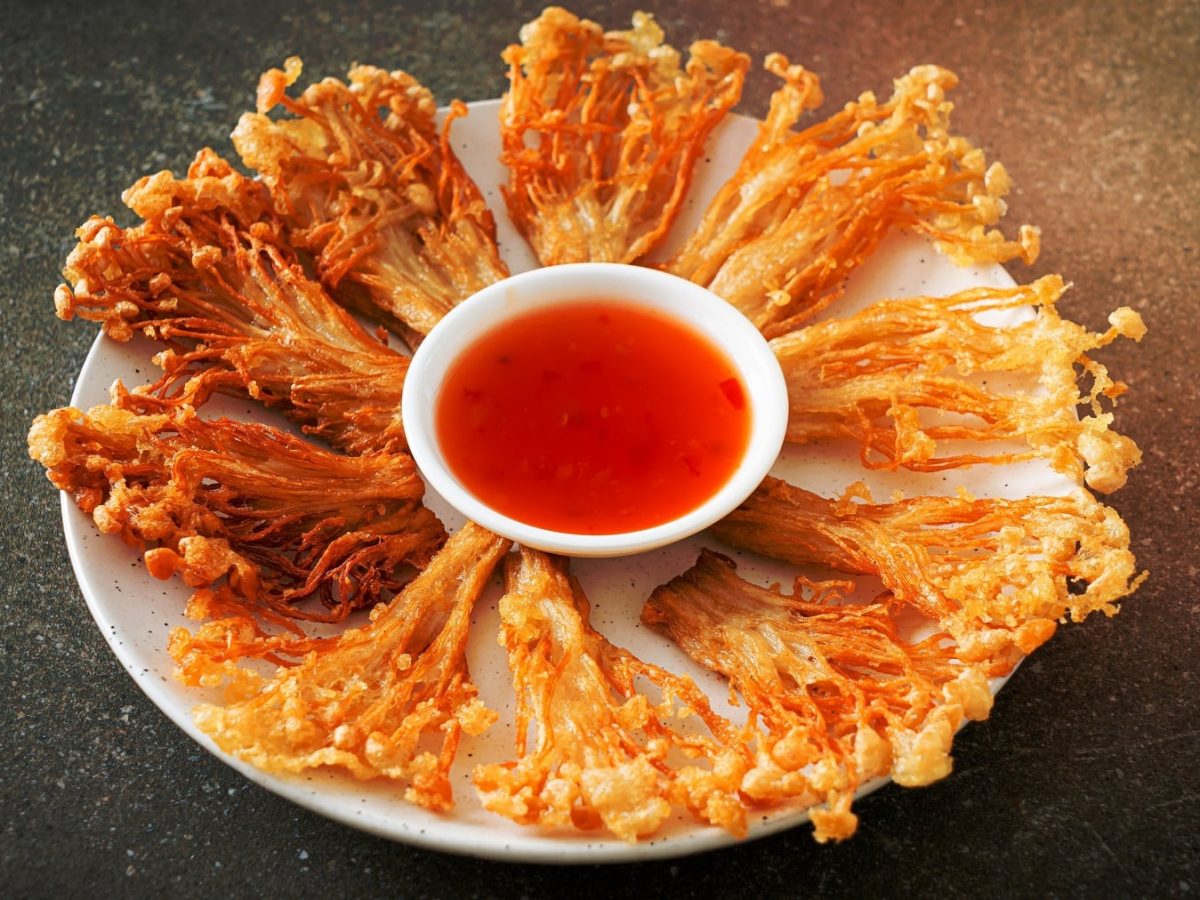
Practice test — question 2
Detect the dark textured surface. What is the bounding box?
[3,0,1197,896]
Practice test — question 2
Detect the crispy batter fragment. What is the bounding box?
[169,585,337,692]
[234,58,509,347]
[28,396,444,622]
[193,523,511,811]
[472,548,748,842]
[643,551,997,842]
[664,55,1039,336]
[500,7,748,265]
[711,477,1145,646]
[55,150,411,455]
[772,276,1146,492]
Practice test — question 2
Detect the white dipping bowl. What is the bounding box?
[402,263,788,557]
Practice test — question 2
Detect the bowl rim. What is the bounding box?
[402,262,788,557]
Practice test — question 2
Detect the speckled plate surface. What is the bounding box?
[61,101,1070,863]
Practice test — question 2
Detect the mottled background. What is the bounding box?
[2,0,1197,895]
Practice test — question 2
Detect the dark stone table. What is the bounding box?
[3,0,1196,895]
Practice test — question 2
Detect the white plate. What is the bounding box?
[62,100,1071,863]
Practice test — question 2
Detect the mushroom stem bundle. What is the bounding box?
[665,55,1040,336]
[644,550,1000,843]
[234,58,509,348]
[711,476,1145,644]
[193,523,511,812]
[771,276,1146,492]
[500,7,748,265]
[473,548,749,842]
[56,150,412,456]
[28,396,443,623]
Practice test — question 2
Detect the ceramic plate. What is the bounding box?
[61,100,1070,863]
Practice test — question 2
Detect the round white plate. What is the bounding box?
[62,100,1069,863]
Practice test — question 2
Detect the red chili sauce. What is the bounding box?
[435,301,751,535]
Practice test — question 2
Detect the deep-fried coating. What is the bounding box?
[55,150,411,456]
[234,58,509,348]
[28,396,444,622]
[772,276,1145,492]
[500,7,748,265]
[472,548,748,842]
[711,477,1145,647]
[193,523,511,811]
[643,550,997,842]
[665,55,1039,336]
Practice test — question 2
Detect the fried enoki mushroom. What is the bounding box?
[772,276,1146,492]
[193,523,511,812]
[28,396,444,623]
[664,55,1040,337]
[473,548,749,842]
[643,550,997,842]
[500,7,748,265]
[710,477,1145,648]
[56,149,411,456]
[234,58,509,349]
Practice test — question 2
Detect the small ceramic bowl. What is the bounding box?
[402,263,788,557]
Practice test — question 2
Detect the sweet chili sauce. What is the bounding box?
[435,301,751,535]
